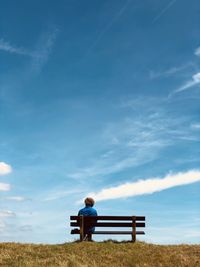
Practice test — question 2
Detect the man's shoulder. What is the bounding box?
[90,207,97,215]
[78,207,86,214]
[79,207,85,212]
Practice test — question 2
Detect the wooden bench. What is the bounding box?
[70,215,145,242]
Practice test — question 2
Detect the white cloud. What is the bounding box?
[5,196,27,202]
[0,183,10,191]
[0,162,11,191]
[0,162,12,175]
[193,73,200,82]
[175,72,200,93]
[194,47,200,57]
[89,170,200,201]
[0,210,15,218]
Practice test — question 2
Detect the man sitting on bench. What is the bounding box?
[78,197,97,241]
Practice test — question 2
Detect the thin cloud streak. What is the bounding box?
[86,0,132,54]
[90,170,200,201]
[149,63,194,79]
[174,72,200,93]
[153,0,177,23]
[0,39,35,57]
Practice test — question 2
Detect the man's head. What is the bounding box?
[84,197,95,207]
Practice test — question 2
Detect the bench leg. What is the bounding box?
[132,233,136,242]
[132,216,136,242]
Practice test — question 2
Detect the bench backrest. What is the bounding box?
[70,216,145,228]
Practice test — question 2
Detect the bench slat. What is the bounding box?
[70,222,145,227]
[94,231,145,235]
[70,216,145,221]
[71,229,145,235]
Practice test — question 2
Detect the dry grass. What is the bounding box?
[0,241,199,267]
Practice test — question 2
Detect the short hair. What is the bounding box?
[84,197,95,207]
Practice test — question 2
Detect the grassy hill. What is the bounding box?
[0,241,199,267]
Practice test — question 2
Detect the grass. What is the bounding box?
[0,241,199,267]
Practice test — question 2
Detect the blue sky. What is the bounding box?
[0,0,200,244]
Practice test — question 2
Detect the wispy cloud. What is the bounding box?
[149,63,194,79]
[89,170,200,201]
[153,0,177,23]
[43,189,84,201]
[0,39,35,57]
[31,28,59,72]
[70,153,157,179]
[174,72,200,93]
[0,27,58,73]
[194,47,200,57]
[69,116,170,179]
[0,162,12,176]
[69,97,199,180]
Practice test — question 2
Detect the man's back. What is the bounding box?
[78,206,97,217]
[78,204,97,235]
[78,197,97,238]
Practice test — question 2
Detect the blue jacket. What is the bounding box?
[78,206,97,233]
